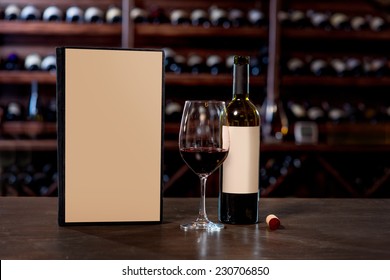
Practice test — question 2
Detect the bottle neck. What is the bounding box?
[233,60,249,98]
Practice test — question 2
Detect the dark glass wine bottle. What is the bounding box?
[84,7,104,23]
[190,9,210,28]
[219,55,260,224]
[106,6,122,23]
[42,6,63,22]
[65,6,84,23]
[20,5,41,21]
[4,4,21,20]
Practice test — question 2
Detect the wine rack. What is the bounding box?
[1,0,390,197]
[0,0,123,197]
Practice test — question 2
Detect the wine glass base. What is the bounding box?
[180,221,224,232]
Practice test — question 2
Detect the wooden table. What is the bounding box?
[0,197,389,259]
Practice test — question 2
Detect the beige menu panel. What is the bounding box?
[62,48,163,223]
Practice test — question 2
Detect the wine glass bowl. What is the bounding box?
[179,100,229,231]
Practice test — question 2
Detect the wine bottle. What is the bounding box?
[169,54,186,74]
[163,48,175,72]
[27,81,43,122]
[368,57,388,76]
[247,8,266,27]
[345,57,363,76]
[170,9,191,25]
[368,15,387,31]
[5,102,24,121]
[190,9,210,28]
[308,11,331,30]
[106,6,122,23]
[42,6,63,22]
[187,54,206,74]
[350,15,369,31]
[329,58,348,77]
[309,58,332,76]
[228,9,247,27]
[24,53,42,71]
[287,101,307,122]
[40,55,56,71]
[277,10,290,27]
[285,57,306,75]
[289,10,309,28]
[84,7,104,23]
[20,5,41,21]
[209,6,231,28]
[3,53,21,70]
[130,7,149,23]
[148,6,168,24]
[65,6,84,23]
[249,56,261,76]
[206,54,225,75]
[219,55,260,224]
[329,12,351,30]
[4,4,21,20]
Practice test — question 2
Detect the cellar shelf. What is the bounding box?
[282,28,390,41]
[0,139,57,151]
[0,71,56,84]
[135,24,268,38]
[282,76,390,87]
[0,21,121,36]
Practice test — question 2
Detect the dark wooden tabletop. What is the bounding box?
[0,197,389,260]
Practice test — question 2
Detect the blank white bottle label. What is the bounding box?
[222,126,260,194]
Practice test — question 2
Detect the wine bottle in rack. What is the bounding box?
[187,54,206,74]
[289,10,309,28]
[219,55,260,225]
[206,54,225,75]
[65,6,84,23]
[309,58,332,76]
[368,15,387,31]
[41,55,57,72]
[24,54,42,71]
[106,6,122,23]
[228,9,247,27]
[329,58,348,77]
[368,57,388,77]
[247,8,266,27]
[285,57,306,75]
[84,7,104,23]
[350,15,369,31]
[190,9,210,28]
[328,106,347,123]
[345,57,363,76]
[43,98,57,123]
[5,102,24,121]
[129,7,149,23]
[250,56,261,76]
[287,101,307,123]
[225,55,234,73]
[209,6,231,28]
[4,4,21,20]
[2,53,21,70]
[277,10,290,27]
[329,12,351,30]
[165,100,182,122]
[170,9,191,25]
[42,6,63,22]
[27,81,43,122]
[148,6,168,24]
[307,106,326,123]
[307,10,332,30]
[20,5,41,21]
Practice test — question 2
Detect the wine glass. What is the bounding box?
[178,100,230,231]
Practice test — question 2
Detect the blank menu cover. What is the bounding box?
[56,47,164,225]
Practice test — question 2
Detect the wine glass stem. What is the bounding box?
[197,175,209,223]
